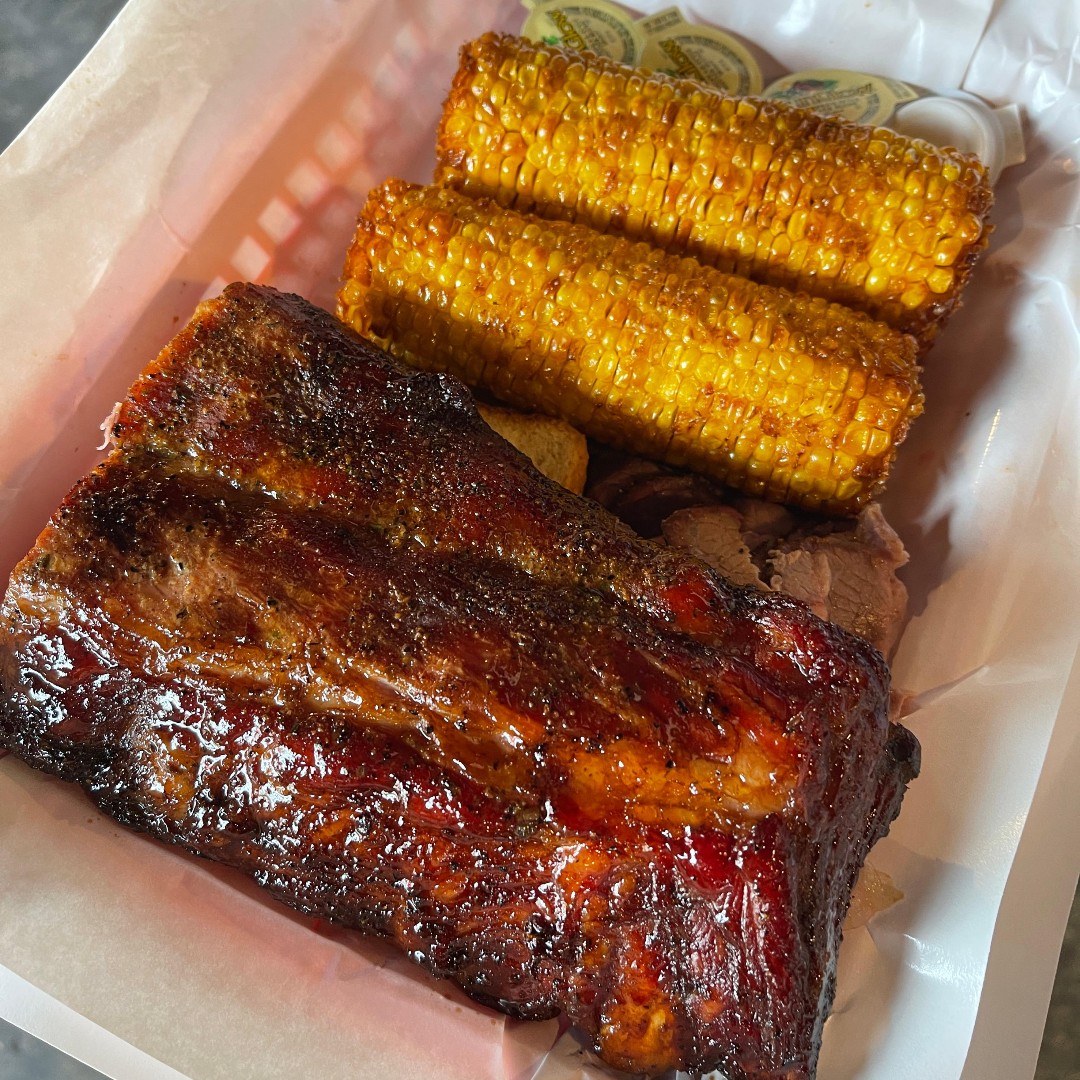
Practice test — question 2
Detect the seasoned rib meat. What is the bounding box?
[0,283,919,1079]
[585,452,910,656]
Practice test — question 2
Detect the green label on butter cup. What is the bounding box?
[762,69,919,126]
[637,7,762,96]
[522,0,644,64]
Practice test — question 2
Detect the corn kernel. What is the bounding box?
[887,248,912,276]
[816,247,844,277]
[864,268,890,296]
[552,122,578,154]
[930,236,962,266]
[787,209,808,242]
[958,212,983,243]
[900,282,929,309]
[466,122,491,151]
[788,239,809,273]
[927,267,955,294]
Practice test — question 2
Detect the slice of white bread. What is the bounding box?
[477,403,588,495]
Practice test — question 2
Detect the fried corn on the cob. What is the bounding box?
[338,180,922,515]
[435,33,993,349]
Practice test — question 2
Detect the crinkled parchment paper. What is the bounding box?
[0,0,1077,1077]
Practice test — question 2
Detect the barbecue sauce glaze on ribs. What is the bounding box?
[0,284,919,1079]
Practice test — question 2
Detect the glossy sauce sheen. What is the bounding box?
[0,284,919,1079]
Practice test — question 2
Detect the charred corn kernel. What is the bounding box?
[435,33,994,351]
[338,180,923,514]
[900,282,930,309]
[927,268,956,294]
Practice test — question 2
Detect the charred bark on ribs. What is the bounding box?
[0,284,919,1079]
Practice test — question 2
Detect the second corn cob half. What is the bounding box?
[435,33,993,351]
[338,180,922,515]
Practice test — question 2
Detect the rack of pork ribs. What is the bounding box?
[0,283,919,1080]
